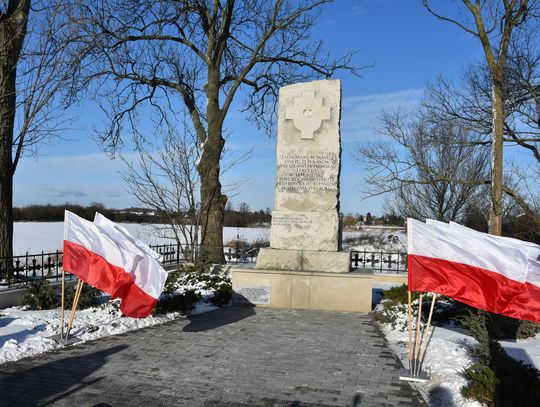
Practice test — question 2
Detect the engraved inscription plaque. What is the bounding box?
[276,152,338,193]
[271,213,313,227]
[235,286,271,304]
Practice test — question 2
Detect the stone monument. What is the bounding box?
[232,79,372,312]
[257,80,349,272]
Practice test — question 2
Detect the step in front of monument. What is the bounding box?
[231,267,373,313]
[256,247,351,273]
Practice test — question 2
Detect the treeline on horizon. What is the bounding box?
[13,203,272,227]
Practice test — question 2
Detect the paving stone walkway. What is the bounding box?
[0,307,426,407]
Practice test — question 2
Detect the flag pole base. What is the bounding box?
[48,333,82,345]
[399,368,429,383]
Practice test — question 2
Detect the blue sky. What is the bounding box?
[14,1,486,215]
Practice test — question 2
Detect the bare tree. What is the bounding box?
[358,110,489,222]
[423,0,537,235]
[69,0,362,263]
[422,54,540,222]
[0,0,75,266]
[122,127,201,261]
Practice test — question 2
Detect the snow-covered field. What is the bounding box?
[13,222,273,255]
[13,222,407,255]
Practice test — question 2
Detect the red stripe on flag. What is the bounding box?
[408,254,540,323]
[63,240,158,318]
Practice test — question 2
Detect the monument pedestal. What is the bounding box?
[232,79,372,313]
[232,267,373,313]
[256,248,351,273]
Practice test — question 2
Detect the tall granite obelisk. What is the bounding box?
[256,79,350,273]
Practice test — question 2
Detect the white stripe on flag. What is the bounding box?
[94,212,167,300]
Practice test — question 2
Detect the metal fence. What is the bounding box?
[0,250,76,290]
[0,242,259,289]
[349,250,408,274]
[0,244,407,290]
[151,243,259,266]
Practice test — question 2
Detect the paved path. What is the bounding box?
[0,307,425,407]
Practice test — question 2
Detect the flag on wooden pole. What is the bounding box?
[63,211,167,318]
[408,218,540,323]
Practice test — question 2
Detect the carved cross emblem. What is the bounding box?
[285,91,331,139]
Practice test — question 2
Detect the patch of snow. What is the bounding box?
[500,336,540,371]
[0,297,222,366]
[376,301,482,407]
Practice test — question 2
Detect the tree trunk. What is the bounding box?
[198,120,226,263]
[197,64,227,263]
[0,156,13,275]
[0,0,31,274]
[489,81,504,236]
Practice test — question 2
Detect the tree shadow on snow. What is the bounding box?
[0,323,47,348]
[0,317,16,328]
[0,344,128,406]
[183,306,256,332]
[428,385,456,407]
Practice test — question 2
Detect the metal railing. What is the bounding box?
[349,250,408,274]
[0,245,407,290]
[0,243,259,289]
[151,243,259,266]
[0,250,77,290]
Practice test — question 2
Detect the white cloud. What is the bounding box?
[14,152,138,208]
[341,88,423,141]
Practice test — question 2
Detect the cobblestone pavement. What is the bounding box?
[0,307,426,407]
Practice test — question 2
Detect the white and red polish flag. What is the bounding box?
[408,218,540,323]
[63,210,167,318]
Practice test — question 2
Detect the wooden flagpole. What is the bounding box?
[60,267,66,339]
[416,293,437,376]
[413,292,423,376]
[65,279,83,341]
[407,290,413,376]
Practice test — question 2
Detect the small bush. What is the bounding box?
[21,279,102,311]
[487,314,539,340]
[21,279,57,310]
[155,289,199,314]
[461,363,497,406]
[515,320,539,339]
[382,284,418,303]
[64,284,102,310]
[460,310,540,406]
[489,341,540,406]
[155,262,232,314]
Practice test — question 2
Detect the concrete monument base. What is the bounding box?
[256,248,351,273]
[231,267,373,313]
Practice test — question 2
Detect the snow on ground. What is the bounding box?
[375,300,482,407]
[374,294,540,406]
[500,336,540,371]
[0,300,218,366]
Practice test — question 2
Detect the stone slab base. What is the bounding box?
[270,211,339,251]
[373,273,408,286]
[256,248,350,273]
[231,267,373,313]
